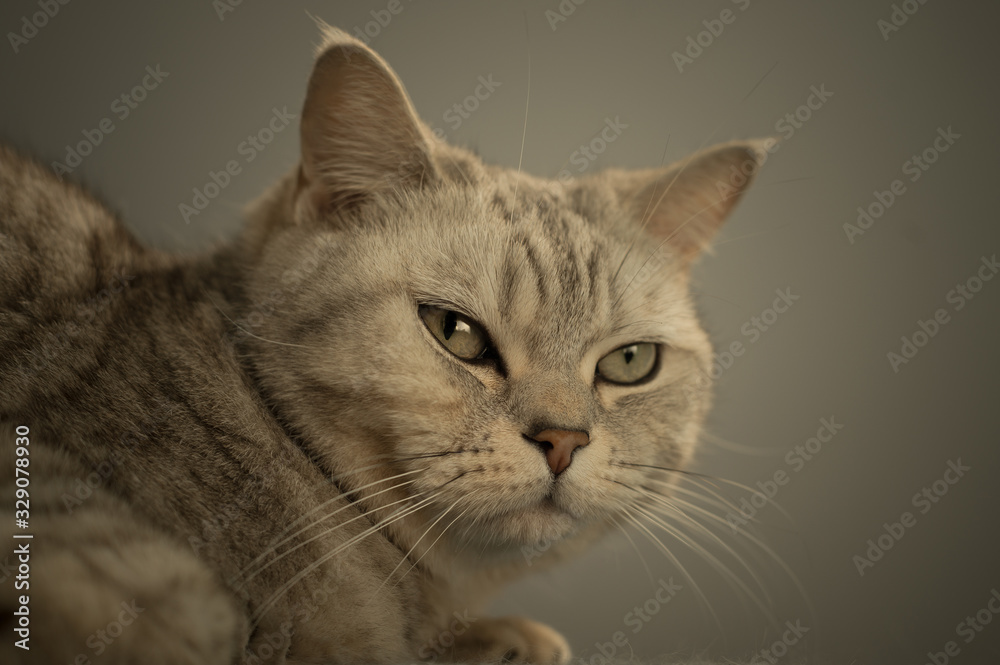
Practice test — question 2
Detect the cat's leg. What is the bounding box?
[447,615,571,665]
[0,432,246,664]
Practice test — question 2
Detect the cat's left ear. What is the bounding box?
[607,139,774,266]
[295,24,438,219]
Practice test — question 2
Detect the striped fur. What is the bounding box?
[0,25,765,665]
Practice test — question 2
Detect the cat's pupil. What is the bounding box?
[623,347,635,364]
[443,311,457,340]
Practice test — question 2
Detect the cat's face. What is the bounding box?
[241,26,767,552]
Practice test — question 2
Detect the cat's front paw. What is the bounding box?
[447,615,571,665]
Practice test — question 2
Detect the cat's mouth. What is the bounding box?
[529,487,579,522]
[535,470,585,515]
[539,494,560,511]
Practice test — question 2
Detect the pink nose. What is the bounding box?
[527,429,590,475]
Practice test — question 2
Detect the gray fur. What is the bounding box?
[0,25,766,664]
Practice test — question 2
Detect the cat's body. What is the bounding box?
[0,26,767,664]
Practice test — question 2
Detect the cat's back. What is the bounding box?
[0,142,156,304]
[0,146,428,664]
[0,142,195,416]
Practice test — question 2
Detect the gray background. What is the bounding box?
[2,1,997,663]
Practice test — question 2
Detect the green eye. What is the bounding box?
[419,305,489,360]
[596,343,658,384]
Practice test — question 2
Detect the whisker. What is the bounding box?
[619,504,721,632]
[642,488,772,574]
[234,482,427,589]
[740,60,780,102]
[454,508,485,557]
[616,461,797,526]
[609,138,673,291]
[249,490,444,629]
[611,60,780,310]
[507,13,531,225]
[364,499,462,605]
[709,220,800,248]
[204,292,312,350]
[640,492,796,604]
[231,471,424,586]
[612,184,758,310]
[645,477,741,516]
[648,472,807,545]
[606,513,655,586]
[699,430,787,457]
[393,504,472,588]
[623,483,776,616]
[611,62,777,305]
[325,449,472,485]
[629,500,777,629]
[262,449,471,553]
[637,473,815,624]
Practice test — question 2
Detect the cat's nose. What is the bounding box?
[526,429,590,475]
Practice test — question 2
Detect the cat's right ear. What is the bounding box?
[295,24,438,221]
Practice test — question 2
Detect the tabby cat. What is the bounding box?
[0,24,769,664]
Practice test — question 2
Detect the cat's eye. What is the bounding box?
[596,343,658,384]
[419,305,490,360]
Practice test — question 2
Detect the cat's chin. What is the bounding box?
[526,497,582,539]
[457,496,584,555]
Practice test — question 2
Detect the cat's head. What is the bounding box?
[239,26,768,553]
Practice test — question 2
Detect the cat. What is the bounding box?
[0,23,769,665]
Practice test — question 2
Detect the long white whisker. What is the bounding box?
[620,504,721,632]
[261,450,462,552]
[205,292,312,350]
[507,13,531,225]
[236,486,428,590]
[647,470,798,529]
[628,486,775,612]
[249,491,443,630]
[393,504,472,589]
[231,470,424,585]
[641,477,815,623]
[630,501,777,630]
[606,513,655,586]
[364,499,462,605]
